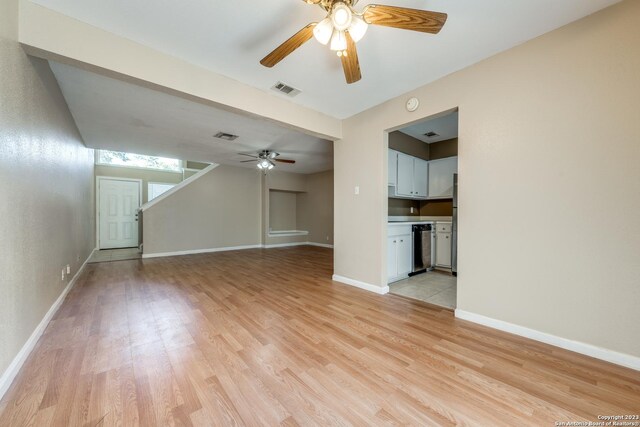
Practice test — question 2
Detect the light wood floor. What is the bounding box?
[1,247,638,426]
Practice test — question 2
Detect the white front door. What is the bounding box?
[98,178,140,249]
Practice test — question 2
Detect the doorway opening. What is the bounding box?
[386,109,458,309]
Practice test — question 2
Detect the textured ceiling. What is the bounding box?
[401,111,458,143]
[50,62,333,174]
[33,0,621,118]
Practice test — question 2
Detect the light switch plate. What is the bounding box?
[354,186,360,195]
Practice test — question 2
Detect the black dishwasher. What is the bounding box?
[410,224,433,275]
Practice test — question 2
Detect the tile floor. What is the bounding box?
[88,247,141,263]
[389,269,457,309]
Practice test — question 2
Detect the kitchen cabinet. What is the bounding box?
[388,150,398,186]
[394,151,428,199]
[435,222,452,268]
[428,156,458,199]
[388,225,412,282]
[396,152,414,196]
[413,158,428,198]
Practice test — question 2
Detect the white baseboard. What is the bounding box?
[455,310,640,371]
[307,242,334,249]
[142,244,263,258]
[262,242,307,249]
[143,242,334,257]
[332,274,389,295]
[0,248,96,401]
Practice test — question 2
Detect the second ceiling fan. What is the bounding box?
[260,0,448,84]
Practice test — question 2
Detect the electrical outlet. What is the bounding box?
[66,265,71,274]
[410,207,415,214]
[354,185,360,195]
[61,269,65,281]
[326,235,329,241]
[76,254,80,262]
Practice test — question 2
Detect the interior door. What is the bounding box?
[99,178,140,249]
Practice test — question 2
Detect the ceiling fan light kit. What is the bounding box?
[260,0,447,84]
[238,150,296,172]
[313,18,333,45]
[257,159,274,170]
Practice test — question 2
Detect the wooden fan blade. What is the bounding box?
[341,32,361,84]
[240,160,256,163]
[260,23,316,68]
[275,159,296,164]
[363,5,447,34]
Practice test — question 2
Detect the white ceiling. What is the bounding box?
[401,111,458,143]
[32,0,621,119]
[50,62,333,174]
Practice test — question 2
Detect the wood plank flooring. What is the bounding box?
[1,246,638,426]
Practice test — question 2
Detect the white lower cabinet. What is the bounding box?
[435,222,452,268]
[388,225,412,283]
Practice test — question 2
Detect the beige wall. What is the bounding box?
[263,171,310,246]
[269,190,298,231]
[143,165,262,254]
[143,166,334,254]
[336,0,640,357]
[298,170,334,245]
[0,4,95,378]
[95,164,183,204]
[263,170,334,246]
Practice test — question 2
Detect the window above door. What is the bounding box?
[96,150,182,172]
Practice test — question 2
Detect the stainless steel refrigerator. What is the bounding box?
[452,174,458,276]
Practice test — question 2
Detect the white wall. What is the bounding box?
[335,0,640,357]
[0,1,95,378]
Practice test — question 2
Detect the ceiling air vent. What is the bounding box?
[424,131,440,138]
[271,81,301,97]
[213,132,239,141]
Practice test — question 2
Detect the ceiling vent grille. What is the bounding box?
[213,132,239,141]
[424,131,440,138]
[271,81,301,97]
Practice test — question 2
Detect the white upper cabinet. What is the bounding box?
[396,152,415,197]
[428,157,458,199]
[391,150,429,199]
[413,158,429,198]
[388,150,398,186]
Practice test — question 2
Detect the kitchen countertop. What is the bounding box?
[388,216,452,224]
